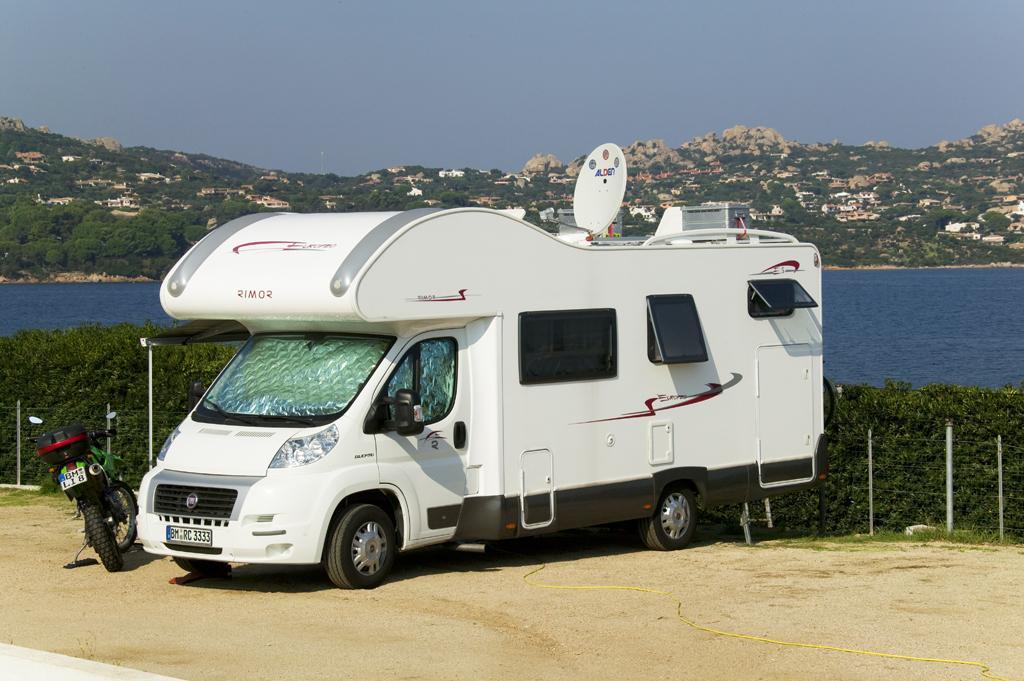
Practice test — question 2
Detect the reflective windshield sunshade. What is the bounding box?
[202,335,392,422]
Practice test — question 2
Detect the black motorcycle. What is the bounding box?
[33,413,138,572]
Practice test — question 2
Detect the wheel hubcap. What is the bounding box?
[351,521,388,575]
[660,492,690,540]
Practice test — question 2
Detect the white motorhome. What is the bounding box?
[138,146,827,588]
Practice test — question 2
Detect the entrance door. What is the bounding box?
[520,449,554,529]
[375,331,468,540]
[756,344,815,485]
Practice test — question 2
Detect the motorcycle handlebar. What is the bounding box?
[89,428,118,440]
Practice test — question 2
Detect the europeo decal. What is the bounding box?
[571,373,743,425]
[231,241,337,254]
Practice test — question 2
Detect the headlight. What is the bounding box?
[270,425,339,468]
[158,426,181,461]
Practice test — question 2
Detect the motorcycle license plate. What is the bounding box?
[59,464,88,491]
[166,526,213,546]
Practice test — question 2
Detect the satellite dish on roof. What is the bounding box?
[572,143,627,235]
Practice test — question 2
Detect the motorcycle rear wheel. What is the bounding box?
[83,502,123,572]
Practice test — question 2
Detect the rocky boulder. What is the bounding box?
[522,153,563,174]
[0,117,27,132]
[88,136,122,152]
[681,125,794,156]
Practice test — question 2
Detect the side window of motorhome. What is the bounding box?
[519,309,617,384]
[646,295,709,364]
[385,338,457,423]
[747,279,819,318]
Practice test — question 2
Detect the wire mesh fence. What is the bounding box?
[864,431,1023,539]
[0,402,184,487]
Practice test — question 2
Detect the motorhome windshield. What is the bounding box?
[195,334,393,426]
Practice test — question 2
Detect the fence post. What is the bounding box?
[817,481,826,535]
[946,421,954,534]
[148,342,154,469]
[15,400,21,487]
[997,435,1004,541]
[868,428,873,536]
[106,402,112,455]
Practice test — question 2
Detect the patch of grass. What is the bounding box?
[698,522,1018,551]
[0,488,64,507]
[769,527,1014,551]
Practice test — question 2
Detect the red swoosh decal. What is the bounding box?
[761,260,800,273]
[233,240,299,254]
[572,373,742,424]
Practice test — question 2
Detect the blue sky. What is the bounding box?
[2,0,1022,174]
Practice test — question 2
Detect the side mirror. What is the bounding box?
[392,389,425,436]
[187,381,206,411]
[28,416,43,425]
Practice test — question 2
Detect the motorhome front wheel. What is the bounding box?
[324,504,397,589]
[640,487,697,551]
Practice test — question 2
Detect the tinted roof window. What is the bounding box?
[748,279,818,318]
[647,295,708,364]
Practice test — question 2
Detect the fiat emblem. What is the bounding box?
[186,492,199,510]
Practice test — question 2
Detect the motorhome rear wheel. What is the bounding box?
[640,487,697,550]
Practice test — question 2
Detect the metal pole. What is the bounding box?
[148,342,154,469]
[946,421,954,534]
[817,480,826,535]
[15,400,21,487]
[997,435,1004,541]
[741,502,752,546]
[106,402,111,455]
[868,428,873,536]
[763,497,773,529]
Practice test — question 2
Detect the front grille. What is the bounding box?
[155,484,238,519]
[159,514,229,528]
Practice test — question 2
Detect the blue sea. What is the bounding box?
[1,269,1022,387]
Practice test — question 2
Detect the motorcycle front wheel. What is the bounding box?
[106,481,138,552]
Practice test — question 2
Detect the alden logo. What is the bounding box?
[232,241,336,254]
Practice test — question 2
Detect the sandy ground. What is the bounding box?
[1,495,1022,681]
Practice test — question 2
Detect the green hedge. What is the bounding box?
[0,323,233,485]
[1,325,1022,539]
[707,382,1024,537]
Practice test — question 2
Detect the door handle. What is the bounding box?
[454,421,467,449]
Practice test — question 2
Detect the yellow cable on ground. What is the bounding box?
[522,565,1013,681]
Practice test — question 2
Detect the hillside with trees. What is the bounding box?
[2,115,1023,280]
